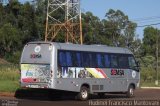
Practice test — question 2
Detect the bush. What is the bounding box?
[4,51,22,64]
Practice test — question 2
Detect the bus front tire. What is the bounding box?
[126,85,134,98]
[77,86,89,101]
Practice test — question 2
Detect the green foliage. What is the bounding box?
[0,64,19,81]
[0,0,44,63]
[5,51,21,63]
[0,64,20,92]
[0,80,20,92]
[139,55,160,86]
[141,67,155,82]
[142,27,160,57]
[0,23,22,54]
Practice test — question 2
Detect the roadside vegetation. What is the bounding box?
[0,64,20,92]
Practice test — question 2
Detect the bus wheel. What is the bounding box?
[77,86,89,101]
[126,85,134,98]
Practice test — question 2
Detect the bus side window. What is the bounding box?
[82,52,90,67]
[58,51,66,66]
[66,52,72,66]
[75,52,81,67]
[91,53,96,67]
[97,54,104,68]
[104,54,110,68]
[110,55,118,68]
[118,55,129,68]
[128,56,136,68]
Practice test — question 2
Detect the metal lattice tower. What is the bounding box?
[45,0,83,44]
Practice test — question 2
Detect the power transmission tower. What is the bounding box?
[45,0,83,44]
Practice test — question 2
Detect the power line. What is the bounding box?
[137,22,160,28]
[136,19,160,24]
[131,15,160,22]
[100,22,160,30]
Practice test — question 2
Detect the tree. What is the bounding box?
[104,9,127,46]
[142,27,160,57]
[104,9,141,56]
[18,2,37,43]
[82,12,98,44]
[0,23,22,56]
[34,0,47,40]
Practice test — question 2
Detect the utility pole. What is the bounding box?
[45,0,83,44]
[156,30,159,85]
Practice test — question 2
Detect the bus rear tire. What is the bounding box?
[126,85,134,98]
[77,86,89,101]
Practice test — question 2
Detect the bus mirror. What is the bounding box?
[134,61,140,72]
[136,61,140,67]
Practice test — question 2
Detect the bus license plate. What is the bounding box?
[29,85,39,88]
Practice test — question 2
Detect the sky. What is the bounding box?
[81,0,160,40]
[20,0,160,40]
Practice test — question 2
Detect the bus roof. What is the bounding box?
[27,41,133,54]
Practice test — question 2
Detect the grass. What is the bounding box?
[0,64,20,92]
[0,80,20,92]
[0,64,19,81]
[140,81,160,87]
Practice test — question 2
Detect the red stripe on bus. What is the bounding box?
[96,68,109,79]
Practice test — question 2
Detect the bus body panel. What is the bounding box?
[20,42,140,94]
[52,68,139,93]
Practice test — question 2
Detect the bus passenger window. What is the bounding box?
[97,54,104,67]
[128,56,136,68]
[59,51,66,66]
[118,56,129,68]
[75,52,81,67]
[90,53,96,67]
[82,53,90,67]
[66,52,72,66]
[111,55,118,68]
[104,54,110,68]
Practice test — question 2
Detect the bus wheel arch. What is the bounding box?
[76,83,90,101]
[126,83,135,98]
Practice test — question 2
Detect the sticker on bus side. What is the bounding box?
[57,67,110,79]
[111,69,125,76]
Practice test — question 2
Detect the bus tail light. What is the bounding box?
[51,70,53,77]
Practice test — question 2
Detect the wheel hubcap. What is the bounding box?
[81,90,88,99]
[130,88,134,96]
